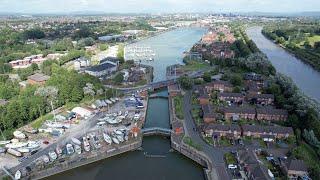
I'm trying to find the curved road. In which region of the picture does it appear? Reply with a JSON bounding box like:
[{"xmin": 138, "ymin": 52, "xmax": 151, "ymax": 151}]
[{"xmin": 183, "ymin": 91, "xmax": 230, "ymax": 180}]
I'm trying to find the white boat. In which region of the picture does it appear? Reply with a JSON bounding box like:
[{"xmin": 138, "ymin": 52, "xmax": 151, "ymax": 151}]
[
  {"xmin": 110, "ymin": 98, "xmax": 116, "ymax": 103},
  {"xmin": 17, "ymin": 148, "xmax": 30, "ymax": 153},
  {"xmin": 116, "ymin": 135, "xmax": 124, "ymax": 143},
  {"xmin": 42, "ymin": 155, "xmax": 50, "ymax": 163},
  {"xmin": 118, "ymin": 111, "xmax": 122, "ymax": 116},
  {"xmin": 0, "ymin": 140, "xmax": 11, "ymax": 145},
  {"xmin": 114, "ymin": 130, "xmax": 123, "ymax": 135},
  {"xmin": 5, "ymin": 142, "xmax": 28, "ymax": 149},
  {"xmin": 15, "ymin": 170, "xmax": 21, "ymax": 180},
  {"xmin": 124, "ymin": 135, "xmax": 129, "ymax": 141},
  {"xmin": 112, "ymin": 137, "xmax": 119, "ymax": 144},
  {"xmin": 45, "ymin": 121, "xmax": 64, "ymax": 128},
  {"xmin": 103, "ymin": 133, "xmax": 112, "ymax": 144},
  {"xmin": 27, "ymin": 141, "xmax": 40, "ymax": 149},
  {"xmin": 13, "ymin": 131, "xmax": 26, "ymax": 139},
  {"xmin": 82, "ymin": 137, "xmax": 90, "ymax": 152},
  {"xmin": 74, "ymin": 145, "xmax": 81, "ymax": 154},
  {"xmin": 7, "ymin": 148, "xmax": 22, "ymax": 157},
  {"xmin": 66, "ymin": 144, "xmax": 74, "ymax": 155},
  {"xmin": 48, "ymin": 151, "xmax": 57, "ymax": 161},
  {"xmin": 105, "ymin": 100, "xmax": 113, "ymax": 104},
  {"xmin": 71, "ymin": 137, "xmax": 82, "ymax": 146},
  {"xmin": 97, "ymin": 121, "xmax": 106, "ymax": 126},
  {"xmin": 11, "ymin": 139, "xmax": 19, "ymax": 143}
]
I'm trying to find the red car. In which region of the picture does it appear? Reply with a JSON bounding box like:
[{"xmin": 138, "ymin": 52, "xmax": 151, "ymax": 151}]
[{"xmin": 43, "ymin": 140, "xmax": 50, "ymax": 145}]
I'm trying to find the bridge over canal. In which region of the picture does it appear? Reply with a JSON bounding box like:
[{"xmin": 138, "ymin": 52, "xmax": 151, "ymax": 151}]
[{"xmin": 142, "ymin": 127, "xmax": 172, "ymax": 136}]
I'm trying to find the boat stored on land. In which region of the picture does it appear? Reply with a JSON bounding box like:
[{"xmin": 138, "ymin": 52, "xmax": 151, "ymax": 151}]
[
  {"xmin": 7, "ymin": 148, "xmax": 22, "ymax": 157},
  {"xmin": 71, "ymin": 137, "xmax": 82, "ymax": 146},
  {"xmin": 112, "ymin": 137, "xmax": 119, "ymax": 144},
  {"xmin": 13, "ymin": 131, "xmax": 26, "ymax": 139},
  {"xmin": 103, "ymin": 133, "xmax": 112, "ymax": 144},
  {"xmin": 66, "ymin": 144, "xmax": 75, "ymax": 155}
]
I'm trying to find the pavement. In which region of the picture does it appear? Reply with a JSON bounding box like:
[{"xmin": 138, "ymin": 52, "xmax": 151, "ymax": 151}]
[{"xmin": 183, "ymin": 91, "xmax": 230, "ymax": 180}]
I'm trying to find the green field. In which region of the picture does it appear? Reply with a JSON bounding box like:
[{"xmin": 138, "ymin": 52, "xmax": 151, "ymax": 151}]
[{"xmin": 307, "ymin": 35, "xmax": 320, "ymax": 47}]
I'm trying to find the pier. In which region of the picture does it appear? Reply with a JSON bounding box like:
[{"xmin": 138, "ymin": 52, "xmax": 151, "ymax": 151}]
[{"xmin": 124, "ymin": 46, "xmax": 156, "ymax": 62}]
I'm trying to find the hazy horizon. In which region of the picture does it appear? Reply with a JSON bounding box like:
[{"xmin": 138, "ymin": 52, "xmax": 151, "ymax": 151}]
[{"xmin": 1, "ymin": 0, "xmax": 320, "ymax": 14}]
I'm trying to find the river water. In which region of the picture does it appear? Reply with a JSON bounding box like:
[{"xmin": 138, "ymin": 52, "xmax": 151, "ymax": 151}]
[
  {"xmin": 127, "ymin": 28, "xmax": 207, "ymax": 82},
  {"xmin": 246, "ymin": 27, "xmax": 320, "ymax": 102},
  {"xmin": 46, "ymin": 28, "xmax": 207, "ymax": 180}
]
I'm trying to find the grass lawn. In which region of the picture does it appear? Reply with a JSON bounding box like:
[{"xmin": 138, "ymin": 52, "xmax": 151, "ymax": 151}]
[
  {"xmin": 182, "ymin": 60, "xmax": 210, "ymax": 71},
  {"xmin": 307, "ymin": 35, "xmax": 320, "ymax": 47},
  {"xmin": 183, "ymin": 136, "xmax": 202, "ymax": 150},
  {"xmin": 220, "ymin": 137, "xmax": 232, "ymax": 146},
  {"xmin": 31, "ymin": 114, "xmax": 54, "ymax": 129},
  {"xmin": 173, "ymin": 95, "xmax": 184, "ymax": 119},
  {"xmin": 224, "ymin": 152, "xmax": 237, "ymax": 164}
]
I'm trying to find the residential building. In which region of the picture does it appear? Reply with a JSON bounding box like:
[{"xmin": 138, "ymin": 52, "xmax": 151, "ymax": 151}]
[
  {"xmin": 205, "ymin": 80, "xmax": 233, "ymax": 92},
  {"xmin": 201, "ymin": 104, "xmax": 216, "ymax": 123},
  {"xmin": 198, "ymin": 88, "xmax": 210, "ymax": 105},
  {"xmin": 27, "ymin": 73, "xmax": 50, "ymax": 85},
  {"xmin": 281, "ymin": 159, "xmax": 308, "ymax": 180},
  {"xmin": 256, "ymin": 108, "xmax": 288, "ymax": 121},
  {"xmin": 9, "ymin": 54, "xmax": 47, "ymax": 69},
  {"xmin": 247, "ymin": 94, "xmax": 274, "ymax": 105},
  {"xmin": 242, "ymin": 125, "xmax": 294, "ymax": 139},
  {"xmin": 74, "ymin": 57, "xmax": 90, "ymax": 70},
  {"xmin": 203, "ymin": 124, "xmax": 241, "ymax": 139},
  {"xmin": 218, "ymin": 92, "xmax": 244, "ymax": 103},
  {"xmin": 222, "ymin": 107, "xmax": 256, "ymax": 120},
  {"xmin": 84, "ymin": 62, "xmax": 117, "ymax": 77}
]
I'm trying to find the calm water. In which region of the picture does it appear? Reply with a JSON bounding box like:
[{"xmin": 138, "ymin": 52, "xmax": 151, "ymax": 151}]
[
  {"xmin": 47, "ymin": 28, "xmax": 207, "ymax": 180},
  {"xmin": 246, "ymin": 27, "xmax": 320, "ymax": 102},
  {"xmin": 127, "ymin": 28, "xmax": 207, "ymax": 82}
]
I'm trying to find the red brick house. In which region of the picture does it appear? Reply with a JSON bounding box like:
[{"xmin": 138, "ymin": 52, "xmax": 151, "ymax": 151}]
[
  {"xmin": 218, "ymin": 92, "xmax": 244, "ymax": 103},
  {"xmin": 246, "ymin": 94, "xmax": 274, "ymax": 105},
  {"xmin": 281, "ymin": 159, "xmax": 308, "ymax": 180},
  {"xmin": 203, "ymin": 124, "xmax": 241, "ymax": 139},
  {"xmin": 242, "ymin": 125, "xmax": 294, "ymax": 139},
  {"xmin": 222, "ymin": 107, "xmax": 256, "ymax": 121},
  {"xmin": 198, "ymin": 88, "xmax": 210, "ymax": 105},
  {"xmin": 27, "ymin": 73, "xmax": 50, "ymax": 85},
  {"xmin": 256, "ymin": 108, "xmax": 288, "ymax": 121},
  {"xmin": 201, "ymin": 104, "xmax": 216, "ymax": 123},
  {"xmin": 205, "ymin": 80, "xmax": 233, "ymax": 93}
]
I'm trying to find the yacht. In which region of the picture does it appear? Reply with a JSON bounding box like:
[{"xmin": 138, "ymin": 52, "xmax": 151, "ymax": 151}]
[
  {"xmin": 48, "ymin": 151, "xmax": 57, "ymax": 161},
  {"xmin": 112, "ymin": 137, "xmax": 119, "ymax": 144},
  {"xmin": 66, "ymin": 144, "xmax": 74, "ymax": 155},
  {"xmin": 82, "ymin": 137, "xmax": 91, "ymax": 152},
  {"xmin": 74, "ymin": 145, "xmax": 81, "ymax": 154},
  {"xmin": 116, "ymin": 135, "xmax": 124, "ymax": 143}
]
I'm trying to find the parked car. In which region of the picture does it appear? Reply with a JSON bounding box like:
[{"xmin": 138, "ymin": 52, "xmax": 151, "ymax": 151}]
[{"xmin": 228, "ymin": 164, "xmax": 237, "ymax": 169}]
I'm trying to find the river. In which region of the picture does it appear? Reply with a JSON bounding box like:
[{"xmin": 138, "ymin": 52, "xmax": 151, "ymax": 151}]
[
  {"xmin": 127, "ymin": 28, "xmax": 207, "ymax": 82},
  {"xmin": 246, "ymin": 27, "xmax": 320, "ymax": 102},
  {"xmin": 46, "ymin": 28, "xmax": 207, "ymax": 180}
]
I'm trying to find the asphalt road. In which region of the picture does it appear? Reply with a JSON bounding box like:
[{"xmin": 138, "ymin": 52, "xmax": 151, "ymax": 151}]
[{"xmin": 183, "ymin": 91, "xmax": 230, "ymax": 180}]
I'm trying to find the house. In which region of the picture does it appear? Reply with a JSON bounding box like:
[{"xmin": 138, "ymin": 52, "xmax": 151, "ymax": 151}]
[
  {"xmin": 256, "ymin": 108, "xmax": 288, "ymax": 121},
  {"xmin": 237, "ymin": 150, "xmax": 272, "ymax": 180},
  {"xmin": 198, "ymin": 88, "xmax": 210, "ymax": 105},
  {"xmin": 281, "ymin": 159, "xmax": 308, "ymax": 179},
  {"xmin": 168, "ymin": 84, "xmax": 181, "ymax": 97},
  {"xmin": 203, "ymin": 124, "xmax": 241, "ymax": 139},
  {"xmin": 242, "ymin": 125, "xmax": 294, "ymax": 139},
  {"xmin": 247, "ymin": 94, "xmax": 274, "ymax": 105},
  {"xmin": 218, "ymin": 92, "xmax": 244, "ymax": 103},
  {"xmin": 84, "ymin": 62, "xmax": 117, "ymax": 77},
  {"xmin": 205, "ymin": 80, "xmax": 233, "ymax": 93},
  {"xmin": 27, "ymin": 73, "xmax": 50, "ymax": 85},
  {"xmin": 74, "ymin": 57, "xmax": 90, "ymax": 70},
  {"xmin": 222, "ymin": 107, "xmax": 256, "ymax": 120},
  {"xmin": 9, "ymin": 54, "xmax": 47, "ymax": 69},
  {"xmin": 201, "ymin": 104, "xmax": 216, "ymax": 123}
]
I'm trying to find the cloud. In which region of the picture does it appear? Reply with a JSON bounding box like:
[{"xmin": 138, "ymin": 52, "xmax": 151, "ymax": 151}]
[{"xmin": 0, "ymin": 0, "xmax": 319, "ymax": 13}]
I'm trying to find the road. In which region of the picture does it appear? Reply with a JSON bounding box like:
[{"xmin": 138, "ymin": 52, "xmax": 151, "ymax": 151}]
[{"xmin": 183, "ymin": 91, "xmax": 230, "ymax": 180}]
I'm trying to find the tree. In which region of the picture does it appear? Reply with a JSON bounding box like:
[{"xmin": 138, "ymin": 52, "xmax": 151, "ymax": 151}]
[
  {"xmin": 230, "ymin": 74, "xmax": 243, "ymax": 86},
  {"xmin": 99, "ymin": 44, "xmax": 108, "ymax": 51},
  {"xmin": 117, "ymin": 45, "xmax": 125, "ymax": 64},
  {"xmin": 113, "ymin": 73, "xmax": 124, "ymax": 84},
  {"xmin": 178, "ymin": 76, "xmax": 193, "ymax": 90},
  {"xmin": 202, "ymin": 72, "xmax": 211, "ymax": 82},
  {"xmin": 23, "ymin": 28, "xmax": 45, "ymax": 39}
]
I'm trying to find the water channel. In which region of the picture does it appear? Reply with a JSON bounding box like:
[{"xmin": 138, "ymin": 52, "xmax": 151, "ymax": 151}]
[
  {"xmin": 47, "ymin": 28, "xmax": 207, "ymax": 180},
  {"xmin": 246, "ymin": 27, "xmax": 320, "ymax": 102}
]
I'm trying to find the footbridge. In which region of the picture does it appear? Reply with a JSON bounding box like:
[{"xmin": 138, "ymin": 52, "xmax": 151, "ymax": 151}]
[{"xmin": 142, "ymin": 127, "xmax": 172, "ymax": 136}]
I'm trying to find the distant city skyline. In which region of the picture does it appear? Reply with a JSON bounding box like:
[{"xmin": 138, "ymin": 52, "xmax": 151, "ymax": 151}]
[{"xmin": 0, "ymin": 0, "xmax": 320, "ymax": 14}]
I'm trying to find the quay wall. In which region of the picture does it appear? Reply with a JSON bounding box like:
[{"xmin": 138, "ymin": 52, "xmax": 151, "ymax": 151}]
[{"xmin": 29, "ymin": 139, "xmax": 142, "ymax": 180}]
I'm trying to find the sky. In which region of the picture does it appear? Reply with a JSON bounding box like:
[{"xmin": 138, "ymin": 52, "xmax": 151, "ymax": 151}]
[{"xmin": 0, "ymin": 0, "xmax": 320, "ymax": 14}]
